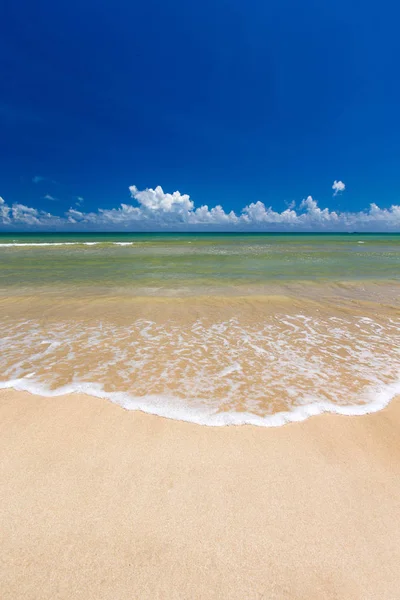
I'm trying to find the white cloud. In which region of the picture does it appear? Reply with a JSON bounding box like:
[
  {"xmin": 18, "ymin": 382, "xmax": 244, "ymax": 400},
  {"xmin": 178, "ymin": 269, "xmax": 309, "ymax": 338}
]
[
  {"xmin": 129, "ymin": 185, "xmax": 194, "ymax": 214},
  {"xmin": 0, "ymin": 197, "xmax": 61, "ymax": 227},
  {"xmin": 0, "ymin": 197, "xmax": 11, "ymax": 224},
  {"xmin": 10, "ymin": 203, "xmax": 60, "ymax": 226},
  {"xmin": 44, "ymin": 194, "xmax": 58, "ymax": 201},
  {"xmin": 299, "ymin": 196, "xmax": 340, "ymax": 224},
  {"xmin": 242, "ymin": 201, "xmax": 298, "ymax": 224},
  {"xmin": 332, "ymin": 180, "xmax": 346, "ymax": 196},
  {"xmin": 1, "ymin": 184, "xmax": 400, "ymax": 231},
  {"xmin": 190, "ymin": 204, "xmax": 238, "ymax": 225},
  {"xmin": 11, "ymin": 204, "xmax": 40, "ymax": 225}
]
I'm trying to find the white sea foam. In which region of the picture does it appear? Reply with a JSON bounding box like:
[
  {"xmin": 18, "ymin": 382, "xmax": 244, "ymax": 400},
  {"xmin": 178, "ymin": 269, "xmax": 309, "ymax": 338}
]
[
  {"xmin": 1, "ymin": 314, "xmax": 399, "ymax": 427},
  {"xmin": 1, "ymin": 376, "xmax": 400, "ymax": 427},
  {"xmin": 0, "ymin": 241, "xmax": 136, "ymax": 247},
  {"xmin": 0, "ymin": 242, "xmax": 98, "ymax": 247},
  {"xmin": 219, "ymin": 362, "xmax": 242, "ymax": 377}
]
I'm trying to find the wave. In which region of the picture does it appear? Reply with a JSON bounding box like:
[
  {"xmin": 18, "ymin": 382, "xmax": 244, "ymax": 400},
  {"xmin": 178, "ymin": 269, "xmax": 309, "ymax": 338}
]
[
  {"xmin": 1, "ymin": 313, "xmax": 399, "ymax": 427},
  {"xmin": 1, "ymin": 376, "xmax": 400, "ymax": 427},
  {"xmin": 0, "ymin": 242, "xmax": 136, "ymax": 247}
]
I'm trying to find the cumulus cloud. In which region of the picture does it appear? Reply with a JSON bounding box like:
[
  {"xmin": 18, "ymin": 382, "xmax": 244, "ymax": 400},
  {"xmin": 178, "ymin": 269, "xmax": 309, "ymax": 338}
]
[
  {"xmin": 44, "ymin": 194, "xmax": 58, "ymax": 201},
  {"xmin": 332, "ymin": 180, "xmax": 346, "ymax": 196},
  {"xmin": 129, "ymin": 185, "xmax": 194, "ymax": 214},
  {"xmin": 0, "ymin": 197, "xmax": 61, "ymax": 227},
  {"xmin": 1, "ymin": 185, "xmax": 400, "ymax": 231},
  {"xmin": 0, "ymin": 197, "xmax": 11, "ymax": 224}
]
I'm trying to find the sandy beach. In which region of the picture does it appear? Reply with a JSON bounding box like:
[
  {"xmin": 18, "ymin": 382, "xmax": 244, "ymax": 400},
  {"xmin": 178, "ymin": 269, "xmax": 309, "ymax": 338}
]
[
  {"xmin": 1, "ymin": 389, "xmax": 400, "ymax": 599},
  {"xmin": 3, "ymin": 0, "xmax": 400, "ymax": 591}
]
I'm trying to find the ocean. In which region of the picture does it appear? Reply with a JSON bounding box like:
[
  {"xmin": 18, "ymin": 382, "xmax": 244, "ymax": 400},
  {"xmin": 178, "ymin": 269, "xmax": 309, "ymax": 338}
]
[{"xmin": 1, "ymin": 232, "xmax": 400, "ymax": 425}]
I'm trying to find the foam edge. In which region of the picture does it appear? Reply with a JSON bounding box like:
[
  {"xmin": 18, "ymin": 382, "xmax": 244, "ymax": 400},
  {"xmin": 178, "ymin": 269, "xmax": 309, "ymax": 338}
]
[{"xmin": 1, "ymin": 377, "xmax": 400, "ymax": 427}]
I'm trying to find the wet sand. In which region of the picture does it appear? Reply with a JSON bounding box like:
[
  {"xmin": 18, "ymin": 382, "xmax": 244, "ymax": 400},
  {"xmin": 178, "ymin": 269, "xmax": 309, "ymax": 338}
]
[
  {"xmin": 1, "ymin": 389, "xmax": 400, "ymax": 599},
  {"xmin": 2, "ymin": 293, "xmax": 400, "ymax": 422}
]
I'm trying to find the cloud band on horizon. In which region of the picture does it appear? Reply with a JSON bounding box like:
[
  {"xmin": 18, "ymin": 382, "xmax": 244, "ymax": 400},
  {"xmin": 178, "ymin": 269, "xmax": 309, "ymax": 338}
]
[{"xmin": 1, "ymin": 183, "xmax": 400, "ymax": 231}]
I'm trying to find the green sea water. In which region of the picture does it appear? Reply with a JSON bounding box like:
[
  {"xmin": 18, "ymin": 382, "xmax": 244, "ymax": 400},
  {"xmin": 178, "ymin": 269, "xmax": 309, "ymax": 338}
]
[
  {"xmin": 0, "ymin": 232, "xmax": 399, "ymax": 292},
  {"xmin": 1, "ymin": 232, "xmax": 400, "ymax": 425}
]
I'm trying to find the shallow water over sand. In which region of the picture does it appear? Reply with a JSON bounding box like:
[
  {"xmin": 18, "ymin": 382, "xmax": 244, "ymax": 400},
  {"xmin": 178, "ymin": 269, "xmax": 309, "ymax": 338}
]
[{"xmin": 1, "ymin": 233, "xmax": 399, "ymax": 425}]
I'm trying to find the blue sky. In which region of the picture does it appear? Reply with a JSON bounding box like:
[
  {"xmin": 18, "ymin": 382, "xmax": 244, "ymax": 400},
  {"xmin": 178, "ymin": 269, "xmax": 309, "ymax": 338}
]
[{"xmin": 1, "ymin": 0, "xmax": 400, "ymax": 230}]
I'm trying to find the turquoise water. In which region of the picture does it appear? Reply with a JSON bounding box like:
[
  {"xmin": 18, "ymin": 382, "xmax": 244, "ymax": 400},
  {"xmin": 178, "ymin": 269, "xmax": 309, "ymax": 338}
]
[
  {"xmin": 1, "ymin": 232, "xmax": 400, "ymax": 425},
  {"xmin": 1, "ymin": 232, "xmax": 399, "ymax": 291}
]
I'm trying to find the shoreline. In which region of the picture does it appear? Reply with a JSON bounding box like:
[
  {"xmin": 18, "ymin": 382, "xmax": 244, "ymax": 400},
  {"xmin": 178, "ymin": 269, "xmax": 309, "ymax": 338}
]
[
  {"xmin": 2, "ymin": 380, "xmax": 400, "ymax": 427},
  {"xmin": 2, "ymin": 388, "xmax": 400, "ymax": 599}
]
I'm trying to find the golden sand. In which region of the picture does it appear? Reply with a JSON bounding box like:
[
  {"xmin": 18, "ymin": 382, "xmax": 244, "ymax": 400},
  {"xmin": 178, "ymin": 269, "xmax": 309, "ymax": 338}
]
[{"xmin": 1, "ymin": 389, "xmax": 400, "ymax": 599}]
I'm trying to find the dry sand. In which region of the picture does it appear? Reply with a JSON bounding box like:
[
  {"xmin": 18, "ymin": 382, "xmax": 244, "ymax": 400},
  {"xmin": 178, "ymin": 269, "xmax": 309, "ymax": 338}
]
[{"xmin": 1, "ymin": 389, "xmax": 400, "ymax": 600}]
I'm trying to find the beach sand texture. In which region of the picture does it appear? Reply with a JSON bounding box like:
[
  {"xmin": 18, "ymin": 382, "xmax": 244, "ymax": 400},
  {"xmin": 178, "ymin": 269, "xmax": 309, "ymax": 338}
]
[{"xmin": 1, "ymin": 389, "xmax": 400, "ymax": 600}]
